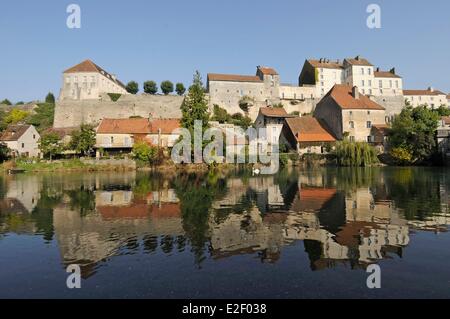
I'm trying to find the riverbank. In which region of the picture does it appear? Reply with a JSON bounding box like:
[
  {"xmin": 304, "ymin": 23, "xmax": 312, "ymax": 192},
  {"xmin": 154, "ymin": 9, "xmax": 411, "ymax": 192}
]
[{"xmin": 0, "ymin": 158, "xmax": 241, "ymax": 174}]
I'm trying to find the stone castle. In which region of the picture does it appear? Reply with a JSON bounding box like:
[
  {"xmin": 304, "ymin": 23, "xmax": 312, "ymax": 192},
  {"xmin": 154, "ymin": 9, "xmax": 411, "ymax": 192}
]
[{"xmin": 53, "ymin": 58, "xmax": 449, "ymax": 129}]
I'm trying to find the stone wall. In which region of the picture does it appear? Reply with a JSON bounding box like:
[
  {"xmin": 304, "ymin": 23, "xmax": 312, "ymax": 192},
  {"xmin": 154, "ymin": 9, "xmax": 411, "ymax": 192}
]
[
  {"xmin": 54, "ymin": 94, "xmax": 184, "ymax": 128},
  {"xmin": 372, "ymin": 95, "xmax": 404, "ymax": 118}
]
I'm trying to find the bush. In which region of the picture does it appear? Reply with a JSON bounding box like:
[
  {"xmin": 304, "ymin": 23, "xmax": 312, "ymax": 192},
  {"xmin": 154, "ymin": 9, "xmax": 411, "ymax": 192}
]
[
  {"xmin": 390, "ymin": 147, "xmax": 413, "ymax": 165},
  {"xmin": 126, "ymin": 81, "xmax": 139, "ymax": 94},
  {"xmin": 107, "ymin": 93, "xmax": 122, "ymax": 102},
  {"xmin": 144, "ymin": 81, "xmax": 158, "ymax": 94},
  {"xmin": 132, "ymin": 141, "xmax": 158, "ymax": 164},
  {"xmin": 334, "ymin": 141, "xmax": 379, "ymax": 167},
  {"xmin": 160, "ymin": 81, "xmax": 174, "ymax": 95},
  {"xmin": 0, "ymin": 142, "xmax": 10, "ymax": 162},
  {"xmin": 176, "ymin": 83, "xmax": 186, "ymax": 96}
]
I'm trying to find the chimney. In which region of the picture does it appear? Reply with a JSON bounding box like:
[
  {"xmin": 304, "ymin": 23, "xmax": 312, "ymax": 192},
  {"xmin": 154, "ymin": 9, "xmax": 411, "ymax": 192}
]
[
  {"xmin": 352, "ymin": 86, "xmax": 360, "ymax": 99},
  {"xmin": 390, "ymin": 68, "xmax": 396, "ymax": 74},
  {"xmin": 428, "ymin": 86, "xmax": 434, "ymax": 92},
  {"xmin": 355, "ymin": 55, "xmax": 360, "ymax": 61},
  {"xmin": 376, "ymin": 67, "xmax": 380, "ymax": 72},
  {"xmin": 319, "ymin": 58, "xmax": 323, "ymax": 63},
  {"xmin": 336, "ymin": 59, "xmax": 340, "ymax": 64}
]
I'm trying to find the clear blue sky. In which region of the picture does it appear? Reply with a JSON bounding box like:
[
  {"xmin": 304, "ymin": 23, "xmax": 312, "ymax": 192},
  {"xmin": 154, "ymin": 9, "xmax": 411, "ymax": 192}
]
[{"xmin": 1, "ymin": 0, "xmax": 449, "ymax": 103}]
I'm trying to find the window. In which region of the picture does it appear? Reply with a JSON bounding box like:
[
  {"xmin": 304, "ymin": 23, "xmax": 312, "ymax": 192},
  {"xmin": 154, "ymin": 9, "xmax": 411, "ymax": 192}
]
[
  {"xmin": 22, "ymin": 143, "xmax": 25, "ymax": 148},
  {"xmin": 368, "ymin": 68, "xmax": 372, "ymax": 75},
  {"xmin": 110, "ymin": 137, "xmax": 114, "ymax": 144},
  {"xmin": 361, "ymin": 68, "xmax": 365, "ymax": 75},
  {"xmin": 368, "ymin": 80, "xmax": 372, "ymax": 87},
  {"xmin": 350, "ymin": 136, "xmax": 355, "ymax": 142},
  {"xmin": 321, "ymin": 81, "xmax": 324, "ymax": 86},
  {"xmin": 367, "ymin": 136, "xmax": 372, "ymax": 143},
  {"xmin": 361, "ymin": 80, "xmax": 365, "ymax": 87},
  {"xmin": 389, "ymin": 80, "xmax": 392, "ymax": 88},
  {"xmin": 379, "ymin": 80, "xmax": 382, "ymax": 88},
  {"xmin": 349, "ymin": 121, "xmax": 355, "ymax": 128},
  {"xmin": 395, "ymin": 81, "xmax": 399, "ymax": 88},
  {"xmin": 367, "ymin": 121, "xmax": 372, "ymax": 128},
  {"xmin": 369, "ymin": 89, "xmax": 372, "ymax": 95},
  {"xmin": 33, "ymin": 134, "xmax": 36, "ymax": 139},
  {"xmin": 367, "ymin": 111, "xmax": 371, "ymax": 115}
]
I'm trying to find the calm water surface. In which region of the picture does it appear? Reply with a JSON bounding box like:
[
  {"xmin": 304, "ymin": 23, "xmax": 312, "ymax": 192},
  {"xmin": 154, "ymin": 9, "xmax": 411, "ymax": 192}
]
[{"xmin": 1, "ymin": 167, "xmax": 450, "ymax": 298}]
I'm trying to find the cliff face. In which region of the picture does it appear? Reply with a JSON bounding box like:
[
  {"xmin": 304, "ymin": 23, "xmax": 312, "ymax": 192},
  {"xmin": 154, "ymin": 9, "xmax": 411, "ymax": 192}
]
[{"xmin": 54, "ymin": 94, "xmax": 184, "ymax": 128}]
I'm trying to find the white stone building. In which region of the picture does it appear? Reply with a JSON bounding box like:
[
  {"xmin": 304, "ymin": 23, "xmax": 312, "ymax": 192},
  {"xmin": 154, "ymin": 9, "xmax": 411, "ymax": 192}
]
[
  {"xmin": 299, "ymin": 56, "xmax": 403, "ymax": 98},
  {"xmin": 59, "ymin": 60, "xmax": 128, "ymax": 101},
  {"xmin": 404, "ymin": 87, "xmax": 449, "ymax": 108},
  {"xmin": 0, "ymin": 124, "xmax": 40, "ymax": 158}
]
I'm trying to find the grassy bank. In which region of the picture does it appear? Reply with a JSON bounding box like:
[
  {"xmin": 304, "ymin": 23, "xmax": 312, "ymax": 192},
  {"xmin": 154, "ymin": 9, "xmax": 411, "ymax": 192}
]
[{"xmin": 1, "ymin": 159, "xmax": 136, "ymax": 173}]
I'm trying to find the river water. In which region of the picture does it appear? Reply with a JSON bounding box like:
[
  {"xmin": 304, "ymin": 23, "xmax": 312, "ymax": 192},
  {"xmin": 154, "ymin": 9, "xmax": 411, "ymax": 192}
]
[{"xmin": 1, "ymin": 167, "xmax": 449, "ymax": 298}]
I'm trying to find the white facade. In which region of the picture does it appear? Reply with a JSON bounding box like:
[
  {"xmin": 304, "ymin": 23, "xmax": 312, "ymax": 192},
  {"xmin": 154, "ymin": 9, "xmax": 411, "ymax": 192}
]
[
  {"xmin": 59, "ymin": 60, "xmax": 128, "ymax": 101},
  {"xmin": 301, "ymin": 57, "xmax": 403, "ymax": 98},
  {"xmin": 0, "ymin": 125, "xmax": 40, "ymax": 158},
  {"xmin": 404, "ymin": 88, "xmax": 449, "ymax": 108}
]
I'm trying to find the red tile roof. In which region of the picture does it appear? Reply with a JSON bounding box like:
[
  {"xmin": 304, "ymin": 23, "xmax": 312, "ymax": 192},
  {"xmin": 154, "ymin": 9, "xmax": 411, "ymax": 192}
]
[
  {"xmin": 290, "ymin": 188, "xmax": 337, "ymax": 212},
  {"xmin": 374, "ymin": 71, "xmax": 401, "ymax": 79},
  {"xmin": 63, "ymin": 59, "xmax": 126, "ymax": 89},
  {"xmin": 328, "ymin": 85, "xmax": 385, "ymax": 110},
  {"xmin": 0, "ymin": 125, "xmax": 32, "ymax": 141},
  {"xmin": 259, "ymin": 107, "xmax": 291, "ymax": 118},
  {"xmin": 403, "ymin": 89, "xmax": 446, "ymax": 96},
  {"xmin": 257, "ymin": 66, "xmax": 278, "ymax": 75},
  {"xmin": 207, "ymin": 73, "xmax": 261, "ymax": 83},
  {"xmin": 285, "ymin": 116, "xmax": 336, "ymax": 142},
  {"xmin": 96, "ymin": 118, "xmax": 181, "ymax": 134}
]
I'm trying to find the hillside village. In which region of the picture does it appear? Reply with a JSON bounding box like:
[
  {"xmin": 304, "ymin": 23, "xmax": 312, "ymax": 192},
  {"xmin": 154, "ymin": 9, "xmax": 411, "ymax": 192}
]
[{"xmin": 1, "ymin": 57, "xmax": 450, "ymax": 168}]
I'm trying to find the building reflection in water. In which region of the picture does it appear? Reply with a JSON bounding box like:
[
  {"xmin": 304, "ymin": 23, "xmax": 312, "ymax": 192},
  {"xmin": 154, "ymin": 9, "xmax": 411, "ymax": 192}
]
[{"xmin": 1, "ymin": 168, "xmax": 450, "ymax": 278}]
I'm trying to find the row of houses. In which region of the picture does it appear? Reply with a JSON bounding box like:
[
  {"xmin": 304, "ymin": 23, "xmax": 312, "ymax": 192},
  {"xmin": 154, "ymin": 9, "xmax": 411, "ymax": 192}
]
[{"xmin": 3, "ymin": 83, "xmax": 449, "ymax": 159}]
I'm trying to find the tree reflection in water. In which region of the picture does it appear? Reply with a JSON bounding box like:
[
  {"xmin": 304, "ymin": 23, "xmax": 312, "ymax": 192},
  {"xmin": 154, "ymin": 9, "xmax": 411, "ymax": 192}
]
[{"xmin": 0, "ymin": 167, "xmax": 449, "ymax": 278}]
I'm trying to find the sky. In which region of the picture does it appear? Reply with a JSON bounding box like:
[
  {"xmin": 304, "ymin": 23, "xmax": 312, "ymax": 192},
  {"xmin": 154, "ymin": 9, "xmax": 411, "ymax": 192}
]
[{"xmin": 0, "ymin": 0, "xmax": 449, "ymax": 103}]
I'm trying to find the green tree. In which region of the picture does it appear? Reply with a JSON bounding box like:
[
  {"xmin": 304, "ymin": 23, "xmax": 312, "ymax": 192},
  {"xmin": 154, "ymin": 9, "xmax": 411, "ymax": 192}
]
[
  {"xmin": 160, "ymin": 81, "xmax": 174, "ymax": 95},
  {"xmin": 230, "ymin": 113, "xmax": 253, "ymax": 129},
  {"xmin": 26, "ymin": 103, "xmax": 55, "ymax": 132},
  {"xmin": 132, "ymin": 141, "xmax": 157, "ymax": 163},
  {"xmin": 389, "ymin": 105, "xmax": 439, "ymax": 163},
  {"xmin": 15, "ymin": 101, "xmax": 24, "ymax": 105},
  {"xmin": 39, "ymin": 133, "xmax": 63, "ymax": 161},
  {"xmin": 143, "ymin": 81, "xmax": 158, "ymax": 94},
  {"xmin": 0, "ymin": 99, "xmax": 12, "ymax": 105},
  {"xmin": 181, "ymin": 71, "xmax": 209, "ymax": 134},
  {"xmin": 126, "ymin": 81, "xmax": 139, "ymax": 94},
  {"xmin": 334, "ymin": 141, "xmax": 379, "ymax": 167},
  {"xmin": 45, "ymin": 92, "xmax": 55, "ymax": 104},
  {"xmin": 211, "ymin": 104, "xmax": 231, "ymax": 123},
  {"xmin": 69, "ymin": 124, "xmax": 96, "ymax": 156},
  {"xmin": 175, "ymin": 83, "xmax": 186, "ymax": 96},
  {"xmin": 390, "ymin": 146, "xmax": 413, "ymax": 165},
  {"xmin": 4, "ymin": 109, "xmax": 29, "ymax": 124},
  {"xmin": 434, "ymin": 105, "xmax": 450, "ymax": 117}
]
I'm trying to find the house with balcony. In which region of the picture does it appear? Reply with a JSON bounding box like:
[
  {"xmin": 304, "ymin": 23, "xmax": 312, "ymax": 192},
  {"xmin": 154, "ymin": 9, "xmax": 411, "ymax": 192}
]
[{"xmin": 95, "ymin": 118, "xmax": 181, "ymax": 155}]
